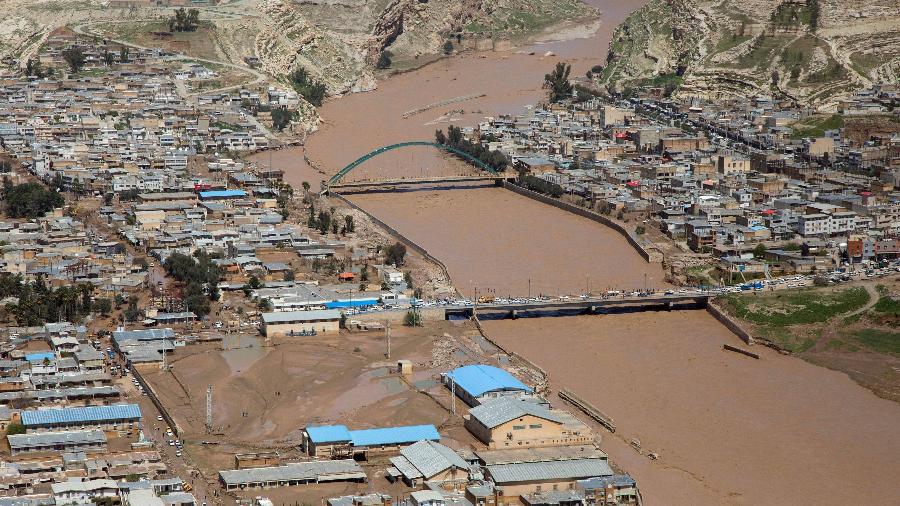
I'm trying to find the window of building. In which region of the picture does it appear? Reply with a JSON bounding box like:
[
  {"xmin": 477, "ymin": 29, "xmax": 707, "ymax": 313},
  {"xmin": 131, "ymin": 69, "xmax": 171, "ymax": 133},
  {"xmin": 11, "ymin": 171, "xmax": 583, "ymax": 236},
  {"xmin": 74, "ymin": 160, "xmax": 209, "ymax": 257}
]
[{"xmin": 512, "ymin": 425, "xmax": 525, "ymax": 430}]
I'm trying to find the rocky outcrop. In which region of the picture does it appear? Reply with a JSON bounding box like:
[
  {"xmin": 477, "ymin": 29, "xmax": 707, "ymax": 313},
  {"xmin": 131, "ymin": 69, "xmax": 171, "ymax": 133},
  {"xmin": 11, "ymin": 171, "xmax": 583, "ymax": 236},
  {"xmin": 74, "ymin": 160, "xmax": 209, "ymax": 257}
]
[{"xmin": 599, "ymin": 0, "xmax": 900, "ymax": 109}]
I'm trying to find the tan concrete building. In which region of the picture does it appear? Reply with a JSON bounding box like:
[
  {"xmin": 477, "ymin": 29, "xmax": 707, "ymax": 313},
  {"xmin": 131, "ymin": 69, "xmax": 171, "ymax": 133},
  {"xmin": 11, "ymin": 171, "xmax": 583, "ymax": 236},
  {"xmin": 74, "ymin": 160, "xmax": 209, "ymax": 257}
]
[
  {"xmin": 717, "ymin": 154, "xmax": 750, "ymax": 175},
  {"xmin": 465, "ymin": 397, "xmax": 593, "ymax": 450},
  {"xmin": 261, "ymin": 310, "xmax": 341, "ymax": 337}
]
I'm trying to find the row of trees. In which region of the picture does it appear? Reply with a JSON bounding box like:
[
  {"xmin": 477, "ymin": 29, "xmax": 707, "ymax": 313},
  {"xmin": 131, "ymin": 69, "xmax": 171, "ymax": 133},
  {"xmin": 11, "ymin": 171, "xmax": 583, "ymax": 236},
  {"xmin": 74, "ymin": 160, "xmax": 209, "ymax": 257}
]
[
  {"xmin": 307, "ymin": 205, "xmax": 355, "ymax": 235},
  {"xmin": 0, "ymin": 274, "xmax": 108, "ymax": 326},
  {"xmin": 519, "ymin": 175, "xmax": 563, "ymax": 198},
  {"xmin": 434, "ymin": 125, "xmax": 509, "ymax": 172},
  {"xmin": 26, "ymin": 45, "xmax": 128, "ymax": 78},
  {"xmin": 169, "ymin": 8, "xmax": 201, "ymax": 32}
]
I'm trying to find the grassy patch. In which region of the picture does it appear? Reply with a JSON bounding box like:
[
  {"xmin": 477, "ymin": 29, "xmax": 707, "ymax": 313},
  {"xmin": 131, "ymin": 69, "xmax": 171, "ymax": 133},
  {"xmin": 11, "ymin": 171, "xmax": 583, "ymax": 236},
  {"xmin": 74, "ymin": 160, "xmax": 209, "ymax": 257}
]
[
  {"xmin": 789, "ymin": 114, "xmax": 844, "ymax": 139},
  {"xmin": 873, "ymin": 296, "xmax": 900, "ymax": 316},
  {"xmin": 732, "ymin": 35, "xmax": 792, "ymax": 69},
  {"xmin": 850, "ymin": 329, "xmax": 900, "ymax": 355},
  {"xmin": 723, "ymin": 287, "xmax": 870, "ymax": 327},
  {"xmin": 825, "ymin": 339, "xmax": 860, "ymax": 352},
  {"xmin": 714, "ymin": 33, "xmax": 751, "ymax": 54}
]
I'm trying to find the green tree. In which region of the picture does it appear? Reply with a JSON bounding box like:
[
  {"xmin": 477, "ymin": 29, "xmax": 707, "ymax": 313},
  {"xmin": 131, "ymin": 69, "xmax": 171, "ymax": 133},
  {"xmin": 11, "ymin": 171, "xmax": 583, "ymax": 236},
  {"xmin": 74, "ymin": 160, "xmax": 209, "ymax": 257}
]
[
  {"xmin": 4, "ymin": 183, "xmax": 64, "ymax": 218},
  {"xmin": 94, "ymin": 298, "xmax": 112, "ymax": 316},
  {"xmin": 753, "ymin": 243, "xmax": 767, "ymax": 259},
  {"xmin": 544, "ymin": 62, "xmax": 573, "ymax": 103},
  {"xmin": 443, "ymin": 40, "xmax": 454, "ymax": 55},
  {"xmin": 385, "ymin": 242, "xmax": 407, "ymax": 267},
  {"xmin": 5, "ymin": 422, "xmax": 25, "ymax": 435},
  {"xmin": 288, "ymin": 68, "xmax": 326, "ymax": 107},
  {"xmin": 301, "ymin": 181, "xmax": 310, "ymax": 193},
  {"xmin": 403, "ymin": 310, "xmax": 422, "ymax": 327},
  {"xmin": 62, "ymin": 46, "xmax": 86, "ymax": 73},
  {"xmin": 103, "ymin": 49, "xmax": 115, "ymax": 65},
  {"xmin": 119, "ymin": 46, "xmax": 130, "ymax": 63}
]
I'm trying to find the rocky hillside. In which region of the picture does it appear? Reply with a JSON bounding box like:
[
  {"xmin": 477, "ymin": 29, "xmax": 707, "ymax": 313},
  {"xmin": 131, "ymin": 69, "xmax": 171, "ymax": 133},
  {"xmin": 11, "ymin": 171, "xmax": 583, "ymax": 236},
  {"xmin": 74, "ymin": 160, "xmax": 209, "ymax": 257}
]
[
  {"xmin": 597, "ymin": 0, "xmax": 900, "ymax": 108},
  {"xmin": 2, "ymin": 0, "xmax": 595, "ymax": 97}
]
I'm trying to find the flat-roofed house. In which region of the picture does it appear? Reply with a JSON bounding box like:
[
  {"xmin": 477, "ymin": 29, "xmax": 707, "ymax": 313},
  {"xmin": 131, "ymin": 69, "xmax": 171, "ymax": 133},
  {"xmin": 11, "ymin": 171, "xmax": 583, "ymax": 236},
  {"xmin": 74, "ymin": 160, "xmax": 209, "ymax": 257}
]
[{"xmin": 261, "ymin": 310, "xmax": 341, "ymax": 337}]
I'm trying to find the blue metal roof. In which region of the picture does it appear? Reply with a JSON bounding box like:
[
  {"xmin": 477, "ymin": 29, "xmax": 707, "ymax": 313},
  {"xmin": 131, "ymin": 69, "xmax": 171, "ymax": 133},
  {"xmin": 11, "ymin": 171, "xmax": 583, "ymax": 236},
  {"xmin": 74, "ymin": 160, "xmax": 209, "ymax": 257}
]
[
  {"xmin": 21, "ymin": 404, "xmax": 142, "ymax": 426},
  {"xmin": 306, "ymin": 424, "xmax": 352, "ymax": 443},
  {"xmin": 446, "ymin": 364, "xmax": 532, "ymax": 397},
  {"xmin": 199, "ymin": 190, "xmax": 247, "ymax": 199},
  {"xmin": 324, "ymin": 298, "xmax": 378, "ymax": 309},
  {"xmin": 25, "ymin": 352, "xmax": 56, "ymax": 363},
  {"xmin": 349, "ymin": 424, "xmax": 439, "ymax": 447}
]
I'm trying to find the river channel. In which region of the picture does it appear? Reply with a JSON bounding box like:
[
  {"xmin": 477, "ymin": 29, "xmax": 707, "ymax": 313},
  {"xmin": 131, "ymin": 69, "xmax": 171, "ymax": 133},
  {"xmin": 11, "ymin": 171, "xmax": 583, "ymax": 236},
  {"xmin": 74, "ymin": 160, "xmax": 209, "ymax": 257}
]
[{"xmin": 253, "ymin": 0, "xmax": 900, "ymax": 503}]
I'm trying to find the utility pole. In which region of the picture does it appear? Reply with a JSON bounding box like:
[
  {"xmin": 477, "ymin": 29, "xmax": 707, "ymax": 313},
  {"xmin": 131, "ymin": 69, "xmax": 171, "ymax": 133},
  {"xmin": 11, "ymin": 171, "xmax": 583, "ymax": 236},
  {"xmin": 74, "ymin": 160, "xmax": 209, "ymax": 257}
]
[
  {"xmin": 385, "ymin": 321, "xmax": 391, "ymax": 359},
  {"xmin": 205, "ymin": 385, "xmax": 212, "ymax": 434},
  {"xmin": 450, "ymin": 376, "xmax": 456, "ymax": 415}
]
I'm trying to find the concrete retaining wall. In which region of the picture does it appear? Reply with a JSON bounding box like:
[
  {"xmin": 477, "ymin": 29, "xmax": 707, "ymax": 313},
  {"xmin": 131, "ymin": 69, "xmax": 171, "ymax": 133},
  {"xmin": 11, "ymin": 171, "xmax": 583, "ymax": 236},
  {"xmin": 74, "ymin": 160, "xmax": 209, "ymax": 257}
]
[
  {"xmin": 706, "ymin": 301, "xmax": 754, "ymax": 345},
  {"xmin": 501, "ymin": 181, "xmax": 662, "ymax": 263},
  {"xmin": 333, "ymin": 193, "xmax": 460, "ymax": 297},
  {"xmin": 130, "ymin": 365, "xmax": 181, "ymax": 437}
]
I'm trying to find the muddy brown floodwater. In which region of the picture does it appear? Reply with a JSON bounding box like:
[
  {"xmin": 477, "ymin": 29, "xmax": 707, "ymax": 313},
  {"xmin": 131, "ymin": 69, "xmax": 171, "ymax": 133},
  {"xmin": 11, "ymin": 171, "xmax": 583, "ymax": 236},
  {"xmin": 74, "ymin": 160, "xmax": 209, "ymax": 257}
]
[
  {"xmin": 348, "ymin": 186, "xmax": 665, "ymax": 297},
  {"xmin": 256, "ymin": 0, "xmax": 900, "ymax": 503},
  {"xmin": 482, "ymin": 313, "xmax": 900, "ymax": 505}
]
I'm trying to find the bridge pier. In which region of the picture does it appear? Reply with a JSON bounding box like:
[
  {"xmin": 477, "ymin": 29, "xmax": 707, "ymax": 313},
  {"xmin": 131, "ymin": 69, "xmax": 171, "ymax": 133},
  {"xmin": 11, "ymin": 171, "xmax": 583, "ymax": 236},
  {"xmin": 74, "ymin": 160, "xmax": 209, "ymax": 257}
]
[
  {"xmin": 508, "ymin": 310, "xmax": 518, "ymax": 320},
  {"xmin": 666, "ymin": 301, "xmax": 673, "ymax": 311}
]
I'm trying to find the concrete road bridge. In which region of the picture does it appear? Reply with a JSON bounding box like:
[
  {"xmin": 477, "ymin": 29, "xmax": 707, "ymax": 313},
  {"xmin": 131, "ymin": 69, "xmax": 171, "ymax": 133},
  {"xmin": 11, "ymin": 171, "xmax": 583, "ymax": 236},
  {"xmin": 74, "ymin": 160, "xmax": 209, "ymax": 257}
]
[{"xmin": 442, "ymin": 293, "xmax": 711, "ymax": 319}]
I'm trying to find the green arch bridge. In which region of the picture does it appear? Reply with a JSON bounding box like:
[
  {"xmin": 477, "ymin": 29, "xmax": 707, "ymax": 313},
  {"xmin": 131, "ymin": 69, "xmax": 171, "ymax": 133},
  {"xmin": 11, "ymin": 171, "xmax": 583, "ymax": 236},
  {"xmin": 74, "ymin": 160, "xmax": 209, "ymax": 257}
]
[{"xmin": 321, "ymin": 141, "xmax": 501, "ymax": 193}]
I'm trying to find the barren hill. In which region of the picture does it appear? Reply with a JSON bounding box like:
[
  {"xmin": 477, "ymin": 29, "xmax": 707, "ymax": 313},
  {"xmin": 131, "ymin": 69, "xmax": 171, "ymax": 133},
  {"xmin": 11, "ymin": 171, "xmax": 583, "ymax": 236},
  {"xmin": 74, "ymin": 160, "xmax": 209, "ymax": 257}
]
[{"xmin": 597, "ymin": 0, "xmax": 900, "ymax": 109}]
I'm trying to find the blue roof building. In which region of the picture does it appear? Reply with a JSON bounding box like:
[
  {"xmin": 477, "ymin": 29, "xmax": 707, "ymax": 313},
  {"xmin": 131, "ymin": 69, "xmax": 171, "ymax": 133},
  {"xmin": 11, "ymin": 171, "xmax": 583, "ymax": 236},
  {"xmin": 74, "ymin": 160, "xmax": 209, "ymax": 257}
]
[
  {"xmin": 305, "ymin": 424, "xmax": 352, "ymax": 443},
  {"xmin": 199, "ymin": 190, "xmax": 247, "ymax": 200},
  {"xmin": 22, "ymin": 404, "xmax": 142, "ymax": 430},
  {"xmin": 349, "ymin": 424, "xmax": 439, "ymax": 447},
  {"xmin": 24, "ymin": 352, "xmax": 56, "ymax": 363},
  {"xmin": 445, "ymin": 364, "xmax": 532, "ymax": 406},
  {"xmin": 303, "ymin": 424, "xmax": 440, "ymax": 458}
]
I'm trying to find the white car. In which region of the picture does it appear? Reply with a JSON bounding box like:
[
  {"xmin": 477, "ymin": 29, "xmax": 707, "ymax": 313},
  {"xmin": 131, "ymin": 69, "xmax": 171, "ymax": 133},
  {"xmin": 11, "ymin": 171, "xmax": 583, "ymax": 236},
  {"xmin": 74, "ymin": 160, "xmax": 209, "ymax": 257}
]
[{"xmin": 157, "ymin": 415, "xmax": 164, "ymax": 421}]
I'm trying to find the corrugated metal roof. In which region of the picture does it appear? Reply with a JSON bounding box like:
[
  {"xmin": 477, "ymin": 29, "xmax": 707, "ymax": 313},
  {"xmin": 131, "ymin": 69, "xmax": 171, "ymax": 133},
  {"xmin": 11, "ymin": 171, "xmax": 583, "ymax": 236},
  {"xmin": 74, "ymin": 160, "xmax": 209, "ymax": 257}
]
[
  {"xmin": 218, "ymin": 460, "xmax": 364, "ymax": 485},
  {"xmin": 446, "ymin": 364, "xmax": 531, "ymax": 397},
  {"xmin": 468, "ymin": 397, "xmax": 563, "ymax": 428},
  {"xmin": 487, "ymin": 458, "xmax": 613, "ymax": 484},
  {"xmin": 306, "ymin": 424, "xmax": 352, "ymax": 443},
  {"xmin": 21, "ymin": 404, "xmax": 141, "ymax": 426},
  {"xmin": 388, "ymin": 456, "xmax": 422, "ymax": 480},
  {"xmin": 397, "ymin": 440, "xmax": 467, "ymax": 479},
  {"xmin": 8, "ymin": 429, "xmax": 106, "ymax": 449},
  {"xmin": 350, "ymin": 424, "xmax": 439, "ymax": 447}
]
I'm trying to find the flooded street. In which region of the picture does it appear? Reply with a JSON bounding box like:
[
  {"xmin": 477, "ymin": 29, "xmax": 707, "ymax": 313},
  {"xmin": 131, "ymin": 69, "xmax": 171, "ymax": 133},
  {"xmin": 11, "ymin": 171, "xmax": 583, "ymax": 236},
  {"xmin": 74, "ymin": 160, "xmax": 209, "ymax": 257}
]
[
  {"xmin": 482, "ymin": 313, "xmax": 900, "ymax": 505},
  {"xmin": 258, "ymin": 0, "xmax": 900, "ymax": 503}
]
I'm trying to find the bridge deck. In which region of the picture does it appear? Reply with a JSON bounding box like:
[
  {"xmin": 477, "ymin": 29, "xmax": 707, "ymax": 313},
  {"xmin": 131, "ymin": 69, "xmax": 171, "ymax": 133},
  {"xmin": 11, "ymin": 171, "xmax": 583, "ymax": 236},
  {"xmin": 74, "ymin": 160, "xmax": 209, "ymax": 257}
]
[
  {"xmin": 441, "ymin": 294, "xmax": 709, "ymax": 314},
  {"xmin": 330, "ymin": 175, "xmax": 509, "ymax": 189}
]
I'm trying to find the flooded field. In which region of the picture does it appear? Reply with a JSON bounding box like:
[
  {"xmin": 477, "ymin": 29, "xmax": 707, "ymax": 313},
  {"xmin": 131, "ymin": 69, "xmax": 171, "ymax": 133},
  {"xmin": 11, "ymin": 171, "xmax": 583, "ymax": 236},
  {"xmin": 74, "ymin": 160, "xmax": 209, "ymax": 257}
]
[
  {"xmin": 349, "ymin": 186, "xmax": 665, "ymax": 297},
  {"xmin": 483, "ymin": 313, "xmax": 900, "ymax": 505}
]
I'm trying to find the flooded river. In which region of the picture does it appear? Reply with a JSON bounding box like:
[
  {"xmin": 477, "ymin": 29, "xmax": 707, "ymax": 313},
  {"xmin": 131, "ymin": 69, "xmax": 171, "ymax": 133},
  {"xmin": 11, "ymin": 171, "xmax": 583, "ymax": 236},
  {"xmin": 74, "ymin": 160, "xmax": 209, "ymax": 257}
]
[
  {"xmin": 257, "ymin": 0, "xmax": 900, "ymax": 503},
  {"xmin": 349, "ymin": 186, "xmax": 665, "ymax": 297},
  {"xmin": 483, "ymin": 313, "xmax": 900, "ymax": 505}
]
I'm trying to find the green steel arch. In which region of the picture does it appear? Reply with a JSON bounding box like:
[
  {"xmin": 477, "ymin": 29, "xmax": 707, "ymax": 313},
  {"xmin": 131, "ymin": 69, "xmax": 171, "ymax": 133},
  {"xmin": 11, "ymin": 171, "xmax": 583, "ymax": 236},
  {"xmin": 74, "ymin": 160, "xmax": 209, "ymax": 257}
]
[{"xmin": 326, "ymin": 141, "xmax": 498, "ymax": 187}]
